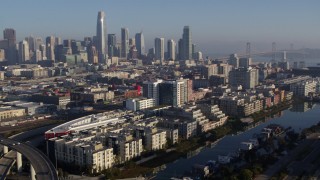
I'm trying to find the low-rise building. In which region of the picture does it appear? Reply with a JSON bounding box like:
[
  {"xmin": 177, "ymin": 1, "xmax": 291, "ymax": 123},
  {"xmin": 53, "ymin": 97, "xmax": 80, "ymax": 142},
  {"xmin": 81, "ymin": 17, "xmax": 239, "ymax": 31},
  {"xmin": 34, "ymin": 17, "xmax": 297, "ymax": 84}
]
[
  {"xmin": 0, "ymin": 106, "xmax": 25, "ymax": 121},
  {"xmin": 125, "ymin": 98, "xmax": 155, "ymax": 111}
]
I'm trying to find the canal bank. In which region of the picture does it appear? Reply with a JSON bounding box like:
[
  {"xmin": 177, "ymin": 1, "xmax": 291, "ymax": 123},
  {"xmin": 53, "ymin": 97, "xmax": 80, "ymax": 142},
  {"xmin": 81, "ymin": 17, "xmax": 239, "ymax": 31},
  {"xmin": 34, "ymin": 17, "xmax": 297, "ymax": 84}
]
[{"xmin": 155, "ymin": 103, "xmax": 320, "ymax": 179}]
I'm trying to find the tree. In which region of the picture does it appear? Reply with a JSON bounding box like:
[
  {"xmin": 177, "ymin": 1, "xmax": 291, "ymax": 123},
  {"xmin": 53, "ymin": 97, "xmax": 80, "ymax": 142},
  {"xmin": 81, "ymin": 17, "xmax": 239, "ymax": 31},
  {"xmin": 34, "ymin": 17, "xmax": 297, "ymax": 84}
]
[{"xmin": 239, "ymin": 169, "xmax": 253, "ymax": 180}]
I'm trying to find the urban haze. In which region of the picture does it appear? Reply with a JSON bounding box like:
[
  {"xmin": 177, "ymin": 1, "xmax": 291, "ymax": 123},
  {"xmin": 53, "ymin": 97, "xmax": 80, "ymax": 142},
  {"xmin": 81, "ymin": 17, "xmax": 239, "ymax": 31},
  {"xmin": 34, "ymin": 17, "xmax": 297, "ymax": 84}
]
[{"xmin": 0, "ymin": 1, "xmax": 320, "ymax": 180}]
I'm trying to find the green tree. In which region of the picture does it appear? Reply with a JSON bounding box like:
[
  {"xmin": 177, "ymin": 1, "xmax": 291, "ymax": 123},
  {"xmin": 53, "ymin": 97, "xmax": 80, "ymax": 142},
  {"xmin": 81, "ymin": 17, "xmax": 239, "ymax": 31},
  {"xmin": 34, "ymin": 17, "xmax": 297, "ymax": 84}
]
[{"xmin": 239, "ymin": 169, "xmax": 253, "ymax": 180}]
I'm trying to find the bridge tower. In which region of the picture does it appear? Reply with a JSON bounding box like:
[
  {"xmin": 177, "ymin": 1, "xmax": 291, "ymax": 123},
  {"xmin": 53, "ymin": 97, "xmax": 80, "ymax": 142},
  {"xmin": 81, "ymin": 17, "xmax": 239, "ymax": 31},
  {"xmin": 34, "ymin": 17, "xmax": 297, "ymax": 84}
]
[
  {"xmin": 272, "ymin": 42, "xmax": 276, "ymax": 61},
  {"xmin": 246, "ymin": 42, "xmax": 251, "ymax": 58}
]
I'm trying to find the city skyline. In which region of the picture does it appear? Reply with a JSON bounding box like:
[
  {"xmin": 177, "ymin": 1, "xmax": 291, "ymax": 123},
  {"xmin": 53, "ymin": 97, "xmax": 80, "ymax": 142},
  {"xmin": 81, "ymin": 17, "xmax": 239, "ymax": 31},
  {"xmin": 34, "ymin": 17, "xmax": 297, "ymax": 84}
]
[{"xmin": 0, "ymin": 0, "xmax": 320, "ymax": 54}]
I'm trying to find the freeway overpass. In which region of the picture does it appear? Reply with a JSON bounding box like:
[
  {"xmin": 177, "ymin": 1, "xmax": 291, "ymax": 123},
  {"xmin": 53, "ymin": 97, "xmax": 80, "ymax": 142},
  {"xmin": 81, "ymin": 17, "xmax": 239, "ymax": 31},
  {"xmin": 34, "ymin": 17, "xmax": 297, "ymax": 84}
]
[
  {"xmin": 0, "ymin": 125, "xmax": 59, "ymax": 180},
  {"xmin": 0, "ymin": 137, "xmax": 58, "ymax": 180}
]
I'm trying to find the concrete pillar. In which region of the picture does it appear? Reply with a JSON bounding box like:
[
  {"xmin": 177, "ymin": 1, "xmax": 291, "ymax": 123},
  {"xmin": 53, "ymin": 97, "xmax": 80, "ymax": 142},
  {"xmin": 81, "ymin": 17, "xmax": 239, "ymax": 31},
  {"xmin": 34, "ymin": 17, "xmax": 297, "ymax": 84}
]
[
  {"xmin": 16, "ymin": 152, "xmax": 22, "ymax": 173},
  {"xmin": 30, "ymin": 164, "xmax": 36, "ymax": 180},
  {"xmin": 3, "ymin": 145, "xmax": 8, "ymax": 154}
]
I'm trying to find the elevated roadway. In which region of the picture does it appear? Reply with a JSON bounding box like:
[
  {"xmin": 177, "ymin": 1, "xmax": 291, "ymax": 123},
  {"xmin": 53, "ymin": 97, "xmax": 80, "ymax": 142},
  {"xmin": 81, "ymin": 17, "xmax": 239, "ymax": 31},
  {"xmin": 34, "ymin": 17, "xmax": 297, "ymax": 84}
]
[
  {"xmin": 0, "ymin": 125, "xmax": 59, "ymax": 180},
  {"xmin": 0, "ymin": 151, "xmax": 16, "ymax": 180},
  {"xmin": 0, "ymin": 137, "xmax": 58, "ymax": 180}
]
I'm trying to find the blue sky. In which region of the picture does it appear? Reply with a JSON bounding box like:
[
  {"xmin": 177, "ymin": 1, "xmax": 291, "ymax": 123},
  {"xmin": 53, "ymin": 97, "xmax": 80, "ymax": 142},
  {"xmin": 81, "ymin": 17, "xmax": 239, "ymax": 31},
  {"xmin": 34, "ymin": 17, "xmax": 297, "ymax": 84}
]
[{"xmin": 1, "ymin": 0, "xmax": 319, "ymax": 54}]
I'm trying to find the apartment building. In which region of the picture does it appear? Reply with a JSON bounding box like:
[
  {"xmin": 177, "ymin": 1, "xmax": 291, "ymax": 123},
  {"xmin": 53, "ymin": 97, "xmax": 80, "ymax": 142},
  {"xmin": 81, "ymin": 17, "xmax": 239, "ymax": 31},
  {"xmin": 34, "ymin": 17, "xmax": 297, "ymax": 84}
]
[{"xmin": 55, "ymin": 138, "xmax": 114, "ymax": 173}]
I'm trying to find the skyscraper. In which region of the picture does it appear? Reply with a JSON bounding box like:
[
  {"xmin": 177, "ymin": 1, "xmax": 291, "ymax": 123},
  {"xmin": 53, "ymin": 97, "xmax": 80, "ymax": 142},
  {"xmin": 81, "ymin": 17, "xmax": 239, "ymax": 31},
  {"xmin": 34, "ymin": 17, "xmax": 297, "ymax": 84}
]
[
  {"xmin": 229, "ymin": 54, "xmax": 239, "ymax": 68},
  {"xmin": 167, "ymin": 39, "xmax": 176, "ymax": 61},
  {"xmin": 18, "ymin": 40, "xmax": 30, "ymax": 63},
  {"xmin": 3, "ymin": 28, "xmax": 16, "ymax": 47},
  {"xmin": 129, "ymin": 38, "xmax": 135, "ymax": 47},
  {"xmin": 182, "ymin": 26, "xmax": 192, "ymax": 60},
  {"xmin": 55, "ymin": 37, "xmax": 62, "ymax": 46},
  {"xmin": 46, "ymin": 36, "xmax": 55, "ymax": 61},
  {"xmin": 96, "ymin": 11, "xmax": 107, "ymax": 63},
  {"xmin": 121, "ymin": 28, "xmax": 129, "ymax": 58},
  {"xmin": 178, "ymin": 39, "xmax": 184, "ymax": 60},
  {"xmin": 159, "ymin": 80, "xmax": 185, "ymax": 107},
  {"xmin": 135, "ymin": 32, "xmax": 145, "ymax": 58},
  {"xmin": 34, "ymin": 37, "xmax": 43, "ymax": 51},
  {"xmin": 192, "ymin": 44, "xmax": 196, "ymax": 59},
  {"xmin": 3, "ymin": 28, "xmax": 17, "ymax": 64},
  {"xmin": 107, "ymin": 34, "xmax": 116, "ymax": 57},
  {"xmin": 155, "ymin": 38, "xmax": 164, "ymax": 63},
  {"xmin": 25, "ymin": 36, "xmax": 35, "ymax": 52},
  {"xmin": 142, "ymin": 79, "xmax": 163, "ymax": 106},
  {"xmin": 40, "ymin": 44, "xmax": 46, "ymax": 60},
  {"xmin": 87, "ymin": 45, "xmax": 99, "ymax": 64},
  {"xmin": 239, "ymin": 58, "xmax": 252, "ymax": 68}
]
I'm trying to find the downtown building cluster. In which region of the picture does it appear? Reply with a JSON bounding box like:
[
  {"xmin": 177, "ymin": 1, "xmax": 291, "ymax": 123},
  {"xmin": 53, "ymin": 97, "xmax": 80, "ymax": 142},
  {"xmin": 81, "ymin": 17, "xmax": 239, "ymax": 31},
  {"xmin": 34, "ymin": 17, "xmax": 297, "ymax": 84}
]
[{"xmin": 0, "ymin": 11, "xmax": 203, "ymax": 70}]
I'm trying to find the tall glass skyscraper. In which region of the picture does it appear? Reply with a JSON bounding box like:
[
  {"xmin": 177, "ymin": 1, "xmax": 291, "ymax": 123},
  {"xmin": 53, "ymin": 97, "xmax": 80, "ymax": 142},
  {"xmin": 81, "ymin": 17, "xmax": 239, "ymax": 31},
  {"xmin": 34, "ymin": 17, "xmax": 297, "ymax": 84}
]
[
  {"xmin": 155, "ymin": 38, "xmax": 164, "ymax": 63},
  {"xmin": 96, "ymin": 11, "xmax": 107, "ymax": 63},
  {"xmin": 121, "ymin": 28, "xmax": 129, "ymax": 58},
  {"xmin": 167, "ymin": 39, "xmax": 176, "ymax": 61},
  {"xmin": 135, "ymin": 32, "xmax": 145, "ymax": 58},
  {"xmin": 108, "ymin": 34, "xmax": 116, "ymax": 57},
  {"xmin": 182, "ymin": 26, "xmax": 192, "ymax": 60},
  {"xmin": 3, "ymin": 28, "xmax": 16, "ymax": 47},
  {"xmin": 46, "ymin": 36, "xmax": 55, "ymax": 61}
]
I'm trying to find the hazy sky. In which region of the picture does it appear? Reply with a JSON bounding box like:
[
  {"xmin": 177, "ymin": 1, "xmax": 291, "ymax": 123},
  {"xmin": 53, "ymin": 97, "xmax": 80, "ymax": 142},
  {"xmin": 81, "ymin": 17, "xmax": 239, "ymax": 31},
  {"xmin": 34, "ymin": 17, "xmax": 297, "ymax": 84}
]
[{"xmin": 1, "ymin": 0, "xmax": 319, "ymax": 55}]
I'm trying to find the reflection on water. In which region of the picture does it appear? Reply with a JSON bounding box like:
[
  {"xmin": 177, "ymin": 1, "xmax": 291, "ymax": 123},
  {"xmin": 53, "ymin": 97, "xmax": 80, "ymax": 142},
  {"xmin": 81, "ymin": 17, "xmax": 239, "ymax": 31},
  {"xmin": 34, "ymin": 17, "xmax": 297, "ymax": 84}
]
[
  {"xmin": 156, "ymin": 103, "xmax": 320, "ymax": 179},
  {"xmin": 289, "ymin": 102, "xmax": 315, "ymax": 112}
]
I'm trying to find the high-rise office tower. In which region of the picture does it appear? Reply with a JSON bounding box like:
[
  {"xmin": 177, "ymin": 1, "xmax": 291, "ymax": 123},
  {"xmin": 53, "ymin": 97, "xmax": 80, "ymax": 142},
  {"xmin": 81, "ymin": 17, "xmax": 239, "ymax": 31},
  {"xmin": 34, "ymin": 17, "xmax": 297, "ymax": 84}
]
[
  {"xmin": 18, "ymin": 40, "xmax": 30, "ymax": 63},
  {"xmin": 3, "ymin": 28, "xmax": 17, "ymax": 64},
  {"xmin": 71, "ymin": 40, "xmax": 82, "ymax": 54},
  {"xmin": 107, "ymin": 34, "xmax": 116, "ymax": 57},
  {"xmin": 142, "ymin": 79, "xmax": 163, "ymax": 106},
  {"xmin": 192, "ymin": 43, "xmax": 196, "ymax": 59},
  {"xmin": 148, "ymin": 48, "xmax": 155, "ymax": 59},
  {"xmin": 155, "ymin": 38, "xmax": 164, "ymax": 63},
  {"xmin": 239, "ymin": 58, "xmax": 252, "ymax": 68},
  {"xmin": 159, "ymin": 80, "xmax": 185, "ymax": 107},
  {"xmin": 83, "ymin": 37, "xmax": 92, "ymax": 47},
  {"xmin": 167, "ymin": 39, "xmax": 176, "ymax": 60},
  {"xmin": 229, "ymin": 54, "xmax": 239, "ymax": 68},
  {"xmin": 129, "ymin": 38, "xmax": 135, "ymax": 47},
  {"xmin": 87, "ymin": 45, "xmax": 99, "ymax": 64},
  {"xmin": 96, "ymin": 11, "xmax": 107, "ymax": 63},
  {"xmin": 63, "ymin": 39, "xmax": 72, "ymax": 48},
  {"xmin": 40, "ymin": 44, "xmax": 46, "ymax": 60},
  {"xmin": 55, "ymin": 37, "xmax": 62, "ymax": 46},
  {"xmin": 3, "ymin": 28, "xmax": 16, "ymax": 47},
  {"xmin": 46, "ymin": 36, "xmax": 55, "ymax": 61},
  {"xmin": 121, "ymin": 28, "xmax": 129, "ymax": 58},
  {"xmin": 195, "ymin": 52, "xmax": 203, "ymax": 61},
  {"xmin": 135, "ymin": 32, "xmax": 145, "ymax": 58},
  {"xmin": 25, "ymin": 36, "xmax": 35, "ymax": 52},
  {"xmin": 182, "ymin": 26, "xmax": 192, "ymax": 60},
  {"xmin": 178, "ymin": 39, "xmax": 184, "ymax": 60},
  {"xmin": 34, "ymin": 37, "xmax": 43, "ymax": 50},
  {"xmin": 34, "ymin": 50, "xmax": 42, "ymax": 62}
]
